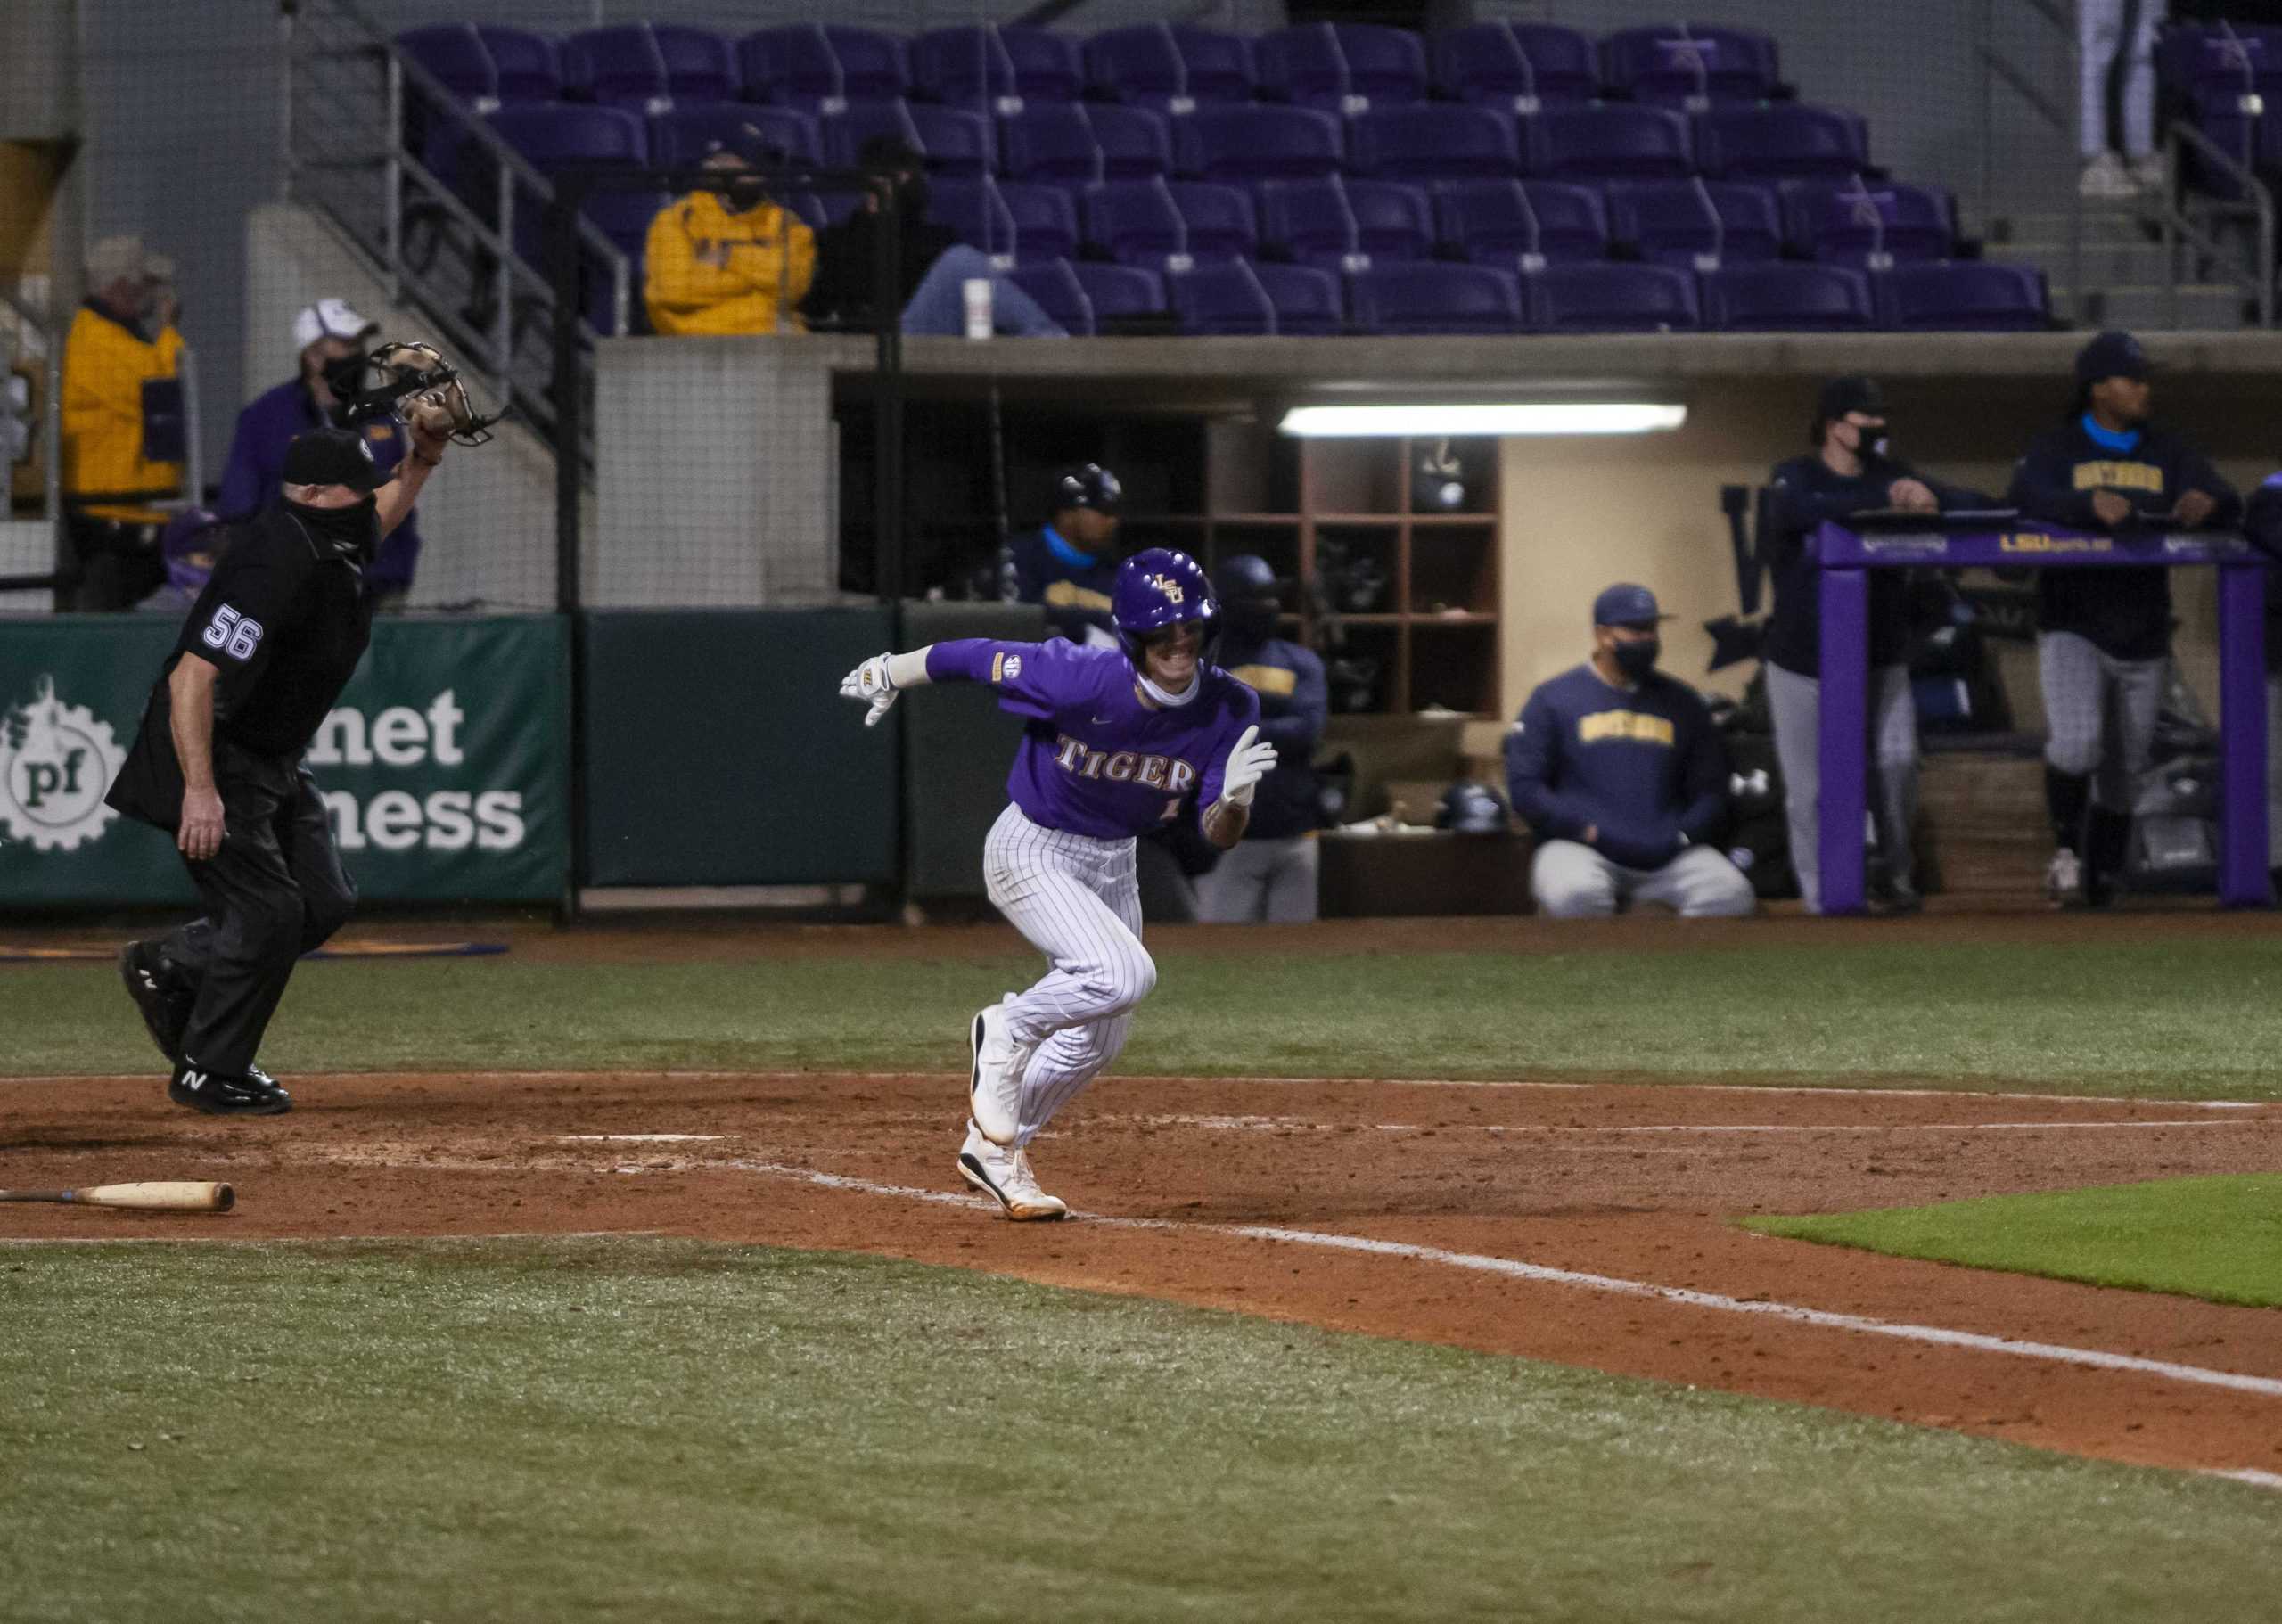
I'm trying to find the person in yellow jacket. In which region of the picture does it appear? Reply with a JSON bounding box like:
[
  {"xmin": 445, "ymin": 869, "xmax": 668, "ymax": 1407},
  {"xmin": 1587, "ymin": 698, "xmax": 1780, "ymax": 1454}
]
[
  {"xmin": 644, "ymin": 134, "xmax": 817, "ymax": 337},
  {"xmin": 62, "ymin": 234, "xmax": 186, "ymax": 609}
]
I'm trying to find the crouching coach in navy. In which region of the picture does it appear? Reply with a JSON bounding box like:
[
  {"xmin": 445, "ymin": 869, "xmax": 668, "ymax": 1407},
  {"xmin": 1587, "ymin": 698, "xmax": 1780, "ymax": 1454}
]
[
  {"xmin": 1506, "ymin": 584, "xmax": 1754, "ymax": 919},
  {"xmin": 104, "ymin": 420, "xmax": 450, "ymax": 1116}
]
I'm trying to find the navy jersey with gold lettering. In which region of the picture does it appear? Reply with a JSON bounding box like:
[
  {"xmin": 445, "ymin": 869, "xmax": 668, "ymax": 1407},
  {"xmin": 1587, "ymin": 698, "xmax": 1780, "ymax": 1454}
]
[
  {"xmin": 1006, "ymin": 525, "xmax": 1120, "ymax": 645},
  {"xmin": 2007, "ymin": 416, "xmax": 2239, "ymax": 659},
  {"xmin": 1505, "ymin": 663, "xmax": 1729, "ymax": 871}
]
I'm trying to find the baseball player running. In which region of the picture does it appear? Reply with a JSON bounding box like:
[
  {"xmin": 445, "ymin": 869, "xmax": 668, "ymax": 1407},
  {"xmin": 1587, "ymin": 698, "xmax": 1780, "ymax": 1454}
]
[{"xmin": 840, "ymin": 548, "xmax": 1268, "ymax": 1219}]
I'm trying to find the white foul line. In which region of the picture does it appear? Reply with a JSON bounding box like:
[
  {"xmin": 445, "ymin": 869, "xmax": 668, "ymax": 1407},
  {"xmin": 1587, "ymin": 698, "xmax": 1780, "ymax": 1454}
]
[
  {"xmin": 732, "ymin": 1161, "xmax": 2282, "ymax": 1404},
  {"xmin": 1120, "ymin": 1113, "xmax": 2262, "ymax": 1137}
]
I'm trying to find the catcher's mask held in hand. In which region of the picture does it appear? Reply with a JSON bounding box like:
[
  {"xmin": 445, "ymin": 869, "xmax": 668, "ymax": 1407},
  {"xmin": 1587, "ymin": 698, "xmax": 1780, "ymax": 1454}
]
[{"xmin": 323, "ymin": 341, "xmax": 505, "ymax": 446}]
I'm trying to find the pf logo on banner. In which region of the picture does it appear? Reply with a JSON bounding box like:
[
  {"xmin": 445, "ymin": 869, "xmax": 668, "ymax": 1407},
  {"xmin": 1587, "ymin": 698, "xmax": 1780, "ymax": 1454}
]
[{"xmin": 0, "ymin": 677, "xmax": 126, "ymax": 853}]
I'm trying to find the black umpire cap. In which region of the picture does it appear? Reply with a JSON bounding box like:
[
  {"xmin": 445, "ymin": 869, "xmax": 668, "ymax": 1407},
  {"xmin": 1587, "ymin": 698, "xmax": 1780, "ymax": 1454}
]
[
  {"xmin": 1052, "ymin": 463, "xmax": 1122, "ymax": 513},
  {"xmin": 282, "ymin": 427, "xmax": 390, "ymax": 494}
]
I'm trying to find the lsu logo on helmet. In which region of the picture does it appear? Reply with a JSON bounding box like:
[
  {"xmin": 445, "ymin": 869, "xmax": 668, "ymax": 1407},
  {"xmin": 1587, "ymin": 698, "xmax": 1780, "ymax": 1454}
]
[{"xmin": 1147, "ymin": 574, "xmax": 1185, "ymax": 603}]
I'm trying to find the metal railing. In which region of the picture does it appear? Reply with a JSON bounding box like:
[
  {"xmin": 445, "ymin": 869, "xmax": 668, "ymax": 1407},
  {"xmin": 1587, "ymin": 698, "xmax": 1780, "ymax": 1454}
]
[{"xmin": 2159, "ymin": 120, "xmax": 2275, "ymax": 328}]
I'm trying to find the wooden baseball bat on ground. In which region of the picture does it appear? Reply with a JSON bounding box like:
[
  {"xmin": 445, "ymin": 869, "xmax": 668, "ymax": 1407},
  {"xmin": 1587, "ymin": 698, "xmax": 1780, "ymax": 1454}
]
[{"xmin": 0, "ymin": 1182, "xmax": 234, "ymax": 1212}]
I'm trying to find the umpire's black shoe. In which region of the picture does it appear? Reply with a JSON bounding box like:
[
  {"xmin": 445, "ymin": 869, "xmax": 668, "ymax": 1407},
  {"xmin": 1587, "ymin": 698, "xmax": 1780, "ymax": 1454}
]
[
  {"xmin": 168, "ymin": 1062, "xmax": 292, "ymax": 1117},
  {"xmin": 119, "ymin": 941, "xmax": 193, "ymax": 1063}
]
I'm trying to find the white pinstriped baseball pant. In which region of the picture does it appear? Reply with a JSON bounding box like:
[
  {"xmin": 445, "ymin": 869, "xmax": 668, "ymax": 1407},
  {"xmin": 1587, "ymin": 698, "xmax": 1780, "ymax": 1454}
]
[{"xmin": 982, "ymin": 802, "xmax": 1158, "ymax": 1148}]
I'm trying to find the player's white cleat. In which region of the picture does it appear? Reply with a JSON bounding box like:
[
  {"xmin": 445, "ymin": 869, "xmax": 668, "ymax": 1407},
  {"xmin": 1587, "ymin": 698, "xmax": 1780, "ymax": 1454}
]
[
  {"xmin": 968, "ymin": 997, "xmax": 1029, "ymax": 1145},
  {"xmin": 958, "ymin": 1124, "xmax": 1068, "ymax": 1221},
  {"xmin": 2044, "ymin": 847, "xmax": 2081, "ymax": 907}
]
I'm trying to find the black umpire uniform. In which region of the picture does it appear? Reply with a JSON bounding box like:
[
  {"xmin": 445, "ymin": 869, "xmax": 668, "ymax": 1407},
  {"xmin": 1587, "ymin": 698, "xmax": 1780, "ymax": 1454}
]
[{"xmin": 106, "ymin": 429, "xmax": 409, "ymax": 1115}]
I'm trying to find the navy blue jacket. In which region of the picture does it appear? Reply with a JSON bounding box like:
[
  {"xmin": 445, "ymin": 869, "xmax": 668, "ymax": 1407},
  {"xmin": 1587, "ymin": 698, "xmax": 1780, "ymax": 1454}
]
[
  {"xmin": 1762, "ymin": 452, "xmax": 1991, "ymax": 676},
  {"xmin": 1006, "ymin": 525, "xmax": 1120, "ymax": 644},
  {"xmin": 2242, "ymin": 472, "xmax": 2282, "ymax": 675},
  {"xmin": 219, "ymin": 380, "xmax": 423, "ymax": 597},
  {"xmin": 2007, "ymin": 415, "xmax": 2239, "ymax": 660},
  {"xmin": 1220, "ymin": 634, "xmax": 1327, "ymax": 840},
  {"xmin": 1506, "ymin": 662, "xmax": 1729, "ymax": 871}
]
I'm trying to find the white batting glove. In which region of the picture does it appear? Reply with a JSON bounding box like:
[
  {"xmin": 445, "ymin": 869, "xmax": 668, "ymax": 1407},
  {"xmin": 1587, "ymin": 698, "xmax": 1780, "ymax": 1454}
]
[
  {"xmin": 839, "ymin": 652, "xmax": 899, "ymax": 728},
  {"xmin": 1216, "ymin": 725, "xmax": 1279, "ymax": 808}
]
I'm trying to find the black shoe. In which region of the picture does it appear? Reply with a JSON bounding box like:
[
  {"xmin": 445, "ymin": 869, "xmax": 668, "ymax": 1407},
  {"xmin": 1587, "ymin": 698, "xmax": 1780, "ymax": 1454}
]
[
  {"xmin": 168, "ymin": 1062, "xmax": 292, "ymax": 1117},
  {"xmin": 119, "ymin": 941, "xmax": 193, "ymax": 1063},
  {"xmin": 1873, "ymin": 882, "xmax": 1925, "ymax": 916}
]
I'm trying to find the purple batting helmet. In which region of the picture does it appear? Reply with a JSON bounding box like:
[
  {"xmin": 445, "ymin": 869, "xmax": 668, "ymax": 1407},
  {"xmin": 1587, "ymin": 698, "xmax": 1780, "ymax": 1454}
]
[{"xmin": 1112, "ymin": 547, "xmax": 1219, "ymax": 666}]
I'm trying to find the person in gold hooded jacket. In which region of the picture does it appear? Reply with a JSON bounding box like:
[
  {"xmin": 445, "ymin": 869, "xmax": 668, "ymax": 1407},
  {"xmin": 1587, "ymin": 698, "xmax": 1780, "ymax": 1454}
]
[
  {"xmin": 643, "ymin": 133, "xmax": 816, "ymax": 337},
  {"xmin": 62, "ymin": 234, "xmax": 186, "ymax": 609}
]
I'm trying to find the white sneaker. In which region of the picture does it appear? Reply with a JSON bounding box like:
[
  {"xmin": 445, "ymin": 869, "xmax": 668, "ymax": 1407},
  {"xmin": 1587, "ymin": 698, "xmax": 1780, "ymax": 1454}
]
[
  {"xmin": 2128, "ymin": 152, "xmax": 2168, "ymax": 192},
  {"xmin": 2078, "ymin": 152, "xmax": 2134, "ymax": 199},
  {"xmin": 2045, "ymin": 847, "xmax": 2081, "ymax": 906},
  {"xmin": 957, "ymin": 1125, "xmax": 1067, "ymax": 1221},
  {"xmin": 967, "ymin": 997, "xmax": 1029, "ymax": 1146}
]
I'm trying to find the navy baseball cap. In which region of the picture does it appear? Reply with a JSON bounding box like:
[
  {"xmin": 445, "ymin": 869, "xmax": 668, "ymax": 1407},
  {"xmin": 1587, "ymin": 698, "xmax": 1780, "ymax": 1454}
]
[
  {"xmin": 1818, "ymin": 374, "xmax": 1885, "ymax": 422},
  {"xmin": 1592, "ymin": 582, "xmax": 1669, "ymax": 628},
  {"xmin": 281, "ymin": 427, "xmax": 390, "ymax": 494},
  {"xmin": 2074, "ymin": 330, "xmax": 2149, "ymax": 388}
]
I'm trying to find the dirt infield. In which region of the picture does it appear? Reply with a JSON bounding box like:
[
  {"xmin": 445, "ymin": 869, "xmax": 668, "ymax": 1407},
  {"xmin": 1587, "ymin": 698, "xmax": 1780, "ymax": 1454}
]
[{"xmin": 5, "ymin": 1065, "xmax": 2278, "ymax": 1483}]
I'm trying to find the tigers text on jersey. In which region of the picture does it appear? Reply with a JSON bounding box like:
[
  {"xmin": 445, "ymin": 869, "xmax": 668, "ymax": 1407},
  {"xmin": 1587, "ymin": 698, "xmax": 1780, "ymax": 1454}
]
[{"xmin": 927, "ymin": 637, "xmax": 1260, "ymax": 840}]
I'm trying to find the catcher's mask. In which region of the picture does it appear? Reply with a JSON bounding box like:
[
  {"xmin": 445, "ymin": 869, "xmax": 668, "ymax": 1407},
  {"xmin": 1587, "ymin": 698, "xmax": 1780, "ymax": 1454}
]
[{"xmin": 323, "ymin": 340, "xmax": 505, "ymax": 446}]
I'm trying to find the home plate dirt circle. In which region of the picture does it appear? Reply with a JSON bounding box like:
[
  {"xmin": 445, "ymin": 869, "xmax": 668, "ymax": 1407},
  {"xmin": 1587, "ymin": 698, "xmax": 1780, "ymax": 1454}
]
[{"xmin": 5, "ymin": 1067, "xmax": 2279, "ymax": 1482}]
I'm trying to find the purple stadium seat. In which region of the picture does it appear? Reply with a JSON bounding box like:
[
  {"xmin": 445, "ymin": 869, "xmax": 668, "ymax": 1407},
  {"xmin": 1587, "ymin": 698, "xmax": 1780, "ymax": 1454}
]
[
  {"xmin": 1256, "ymin": 23, "xmax": 1429, "ymax": 113},
  {"xmin": 824, "ymin": 102, "xmax": 992, "ymax": 176},
  {"xmin": 1782, "ymin": 180, "xmax": 1956, "ymax": 265},
  {"xmin": 1348, "ymin": 104, "xmax": 1521, "ymax": 181},
  {"xmin": 398, "ymin": 25, "xmax": 497, "ymax": 107},
  {"xmin": 737, "ymin": 26, "xmax": 906, "ymax": 112},
  {"xmin": 910, "ymin": 26, "xmax": 1083, "ymax": 110},
  {"xmin": 1701, "ymin": 263, "xmax": 1873, "ymax": 331},
  {"xmin": 928, "ymin": 178, "xmax": 1079, "ymax": 265},
  {"xmin": 1876, "ymin": 263, "xmax": 2050, "ymax": 331},
  {"xmin": 1696, "ymin": 104, "xmax": 1868, "ymax": 182},
  {"xmin": 1602, "ymin": 25, "xmax": 1782, "ymax": 107},
  {"xmin": 648, "ymin": 106, "xmax": 820, "ymax": 170},
  {"xmin": 1429, "ymin": 22, "xmax": 1598, "ymax": 111},
  {"xmin": 998, "ymin": 103, "xmax": 1170, "ymax": 184},
  {"xmin": 1605, "ymin": 180, "xmax": 1782, "ymax": 268},
  {"xmin": 488, "ymin": 103, "xmax": 648, "ymax": 169},
  {"xmin": 2156, "ymin": 24, "xmax": 2282, "ymax": 104},
  {"xmin": 1525, "ymin": 261, "xmax": 1700, "ymax": 332},
  {"xmin": 1258, "ymin": 178, "xmax": 1433, "ymax": 271},
  {"xmin": 1350, "ymin": 263, "xmax": 1523, "ymax": 334},
  {"xmin": 1174, "ymin": 104, "xmax": 1345, "ymax": 182},
  {"xmin": 1433, "ymin": 179, "xmax": 1608, "ymax": 267},
  {"xmin": 1173, "ymin": 260, "xmax": 1342, "ymax": 334},
  {"xmin": 1082, "ymin": 180, "xmax": 1256, "ymax": 268},
  {"xmin": 466, "ymin": 26, "xmax": 559, "ymax": 106},
  {"xmin": 1007, "ymin": 260, "xmax": 1166, "ymax": 335},
  {"xmin": 480, "ymin": 104, "xmax": 659, "ymax": 333},
  {"xmin": 564, "ymin": 25, "xmax": 735, "ymax": 111},
  {"xmin": 1533, "ymin": 104, "xmax": 1694, "ymax": 182},
  {"xmin": 1085, "ymin": 24, "xmax": 1254, "ymax": 112}
]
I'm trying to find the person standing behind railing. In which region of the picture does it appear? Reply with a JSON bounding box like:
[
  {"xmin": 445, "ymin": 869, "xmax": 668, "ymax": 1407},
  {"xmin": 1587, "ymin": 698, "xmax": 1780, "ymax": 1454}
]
[
  {"xmin": 61, "ymin": 234, "xmax": 185, "ymax": 611},
  {"xmin": 2239, "ymin": 467, "xmax": 2282, "ymax": 894},
  {"xmin": 644, "ymin": 132, "xmax": 817, "ymax": 336}
]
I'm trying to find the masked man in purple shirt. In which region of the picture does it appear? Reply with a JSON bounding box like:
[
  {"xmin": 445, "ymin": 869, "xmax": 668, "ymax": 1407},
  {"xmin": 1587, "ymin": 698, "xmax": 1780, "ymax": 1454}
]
[{"xmin": 841, "ymin": 548, "xmax": 1270, "ymax": 1219}]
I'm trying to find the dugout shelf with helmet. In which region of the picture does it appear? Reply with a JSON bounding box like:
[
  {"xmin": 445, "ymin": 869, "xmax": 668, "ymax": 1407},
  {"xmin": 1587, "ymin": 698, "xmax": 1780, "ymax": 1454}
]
[{"xmin": 1812, "ymin": 517, "xmax": 2270, "ymax": 914}]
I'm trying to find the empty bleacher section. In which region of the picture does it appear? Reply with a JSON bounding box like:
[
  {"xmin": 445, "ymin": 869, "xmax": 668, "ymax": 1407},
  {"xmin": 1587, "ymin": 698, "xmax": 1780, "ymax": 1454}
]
[{"xmin": 383, "ymin": 16, "xmax": 2057, "ymax": 339}]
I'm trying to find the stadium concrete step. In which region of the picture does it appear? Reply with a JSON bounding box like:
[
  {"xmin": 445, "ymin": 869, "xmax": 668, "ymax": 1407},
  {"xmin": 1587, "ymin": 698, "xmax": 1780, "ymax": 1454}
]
[
  {"xmin": 1981, "ymin": 235, "xmax": 2179, "ymax": 288},
  {"xmin": 1917, "ymin": 749, "xmax": 2049, "ymax": 905},
  {"xmin": 2049, "ymin": 283, "xmax": 2251, "ymax": 329}
]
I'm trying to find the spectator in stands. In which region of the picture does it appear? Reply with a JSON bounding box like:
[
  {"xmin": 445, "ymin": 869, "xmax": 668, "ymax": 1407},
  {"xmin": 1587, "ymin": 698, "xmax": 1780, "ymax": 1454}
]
[
  {"xmin": 61, "ymin": 234, "xmax": 185, "ymax": 610},
  {"xmin": 1001, "ymin": 463, "xmax": 1126, "ymax": 645},
  {"xmin": 2079, "ymin": 0, "xmax": 2167, "ymax": 196},
  {"xmin": 2243, "ymin": 466, "xmax": 2282, "ymax": 894},
  {"xmin": 217, "ymin": 300, "xmax": 422, "ymax": 611},
  {"xmin": 1197, "ymin": 554, "xmax": 1328, "ymax": 923},
  {"xmin": 1761, "ymin": 375, "xmax": 1993, "ymax": 915},
  {"xmin": 644, "ymin": 131, "xmax": 817, "ymax": 336},
  {"xmin": 800, "ymin": 138, "xmax": 1065, "ymax": 338},
  {"xmin": 1506, "ymin": 583, "xmax": 1754, "ymax": 919},
  {"xmin": 134, "ymin": 507, "xmax": 226, "ymax": 617},
  {"xmin": 2009, "ymin": 329, "xmax": 2238, "ymax": 906}
]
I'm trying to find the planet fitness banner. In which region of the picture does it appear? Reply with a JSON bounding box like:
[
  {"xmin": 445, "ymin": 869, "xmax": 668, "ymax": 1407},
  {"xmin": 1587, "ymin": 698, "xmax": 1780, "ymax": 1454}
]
[{"xmin": 0, "ymin": 615, "xmax": 568, "ymax": 905}]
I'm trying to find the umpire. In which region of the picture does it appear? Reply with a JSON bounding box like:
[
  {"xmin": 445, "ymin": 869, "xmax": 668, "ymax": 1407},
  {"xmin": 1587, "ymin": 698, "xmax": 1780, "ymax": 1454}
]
[
  {"xmin": 105, "ymin": 419, "xmax": 448, "ymax": 1114},
  {"xmin": 2007, "ymin": 331, "xmax": 2239, "ymax": 906}
]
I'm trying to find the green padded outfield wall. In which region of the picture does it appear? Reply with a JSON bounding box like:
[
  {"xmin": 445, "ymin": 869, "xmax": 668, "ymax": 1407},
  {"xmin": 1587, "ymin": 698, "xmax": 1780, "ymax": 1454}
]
[
  {"xmin": 580, "ymin": 608, "xmax": 899, "ymax": 886},
  {"xmin": 0, "ymin": 615, "xmax": 570, "ymax": 905},
  {"xmin": 899, "ymin": 601, "xmax": 1046, "ymax": 898}
]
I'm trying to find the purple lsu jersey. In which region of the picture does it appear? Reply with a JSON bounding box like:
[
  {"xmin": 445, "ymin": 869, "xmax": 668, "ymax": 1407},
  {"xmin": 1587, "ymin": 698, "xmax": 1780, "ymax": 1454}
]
[{"xmin": 927, "ymin": 638, "xmax": 1260, "ymax": 840}]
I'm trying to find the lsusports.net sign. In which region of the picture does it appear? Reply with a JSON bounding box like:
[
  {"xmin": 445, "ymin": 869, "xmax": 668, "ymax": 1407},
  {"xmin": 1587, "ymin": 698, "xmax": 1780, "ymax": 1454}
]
[{"xmin": 0, "ymin": 616, "xmax": 567, "ymax": 905}]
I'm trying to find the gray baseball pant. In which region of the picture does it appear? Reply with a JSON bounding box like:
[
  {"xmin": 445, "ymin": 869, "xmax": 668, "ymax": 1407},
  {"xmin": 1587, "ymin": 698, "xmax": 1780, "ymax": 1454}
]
[
  {"xmin": 2037, "ymin": 631, "xmax": 2163, "ymax": 809},
  {"xmin": 1765, "ymin": 660, "xmax": 1918, "ymax": 914},
  {"xmin": 1531, "ymin": 840, "xmax": 1755, "ymax": 918},
  {"xmin": 1195, "ymin": 834, "xmax": 1319, "ymax": 923}
]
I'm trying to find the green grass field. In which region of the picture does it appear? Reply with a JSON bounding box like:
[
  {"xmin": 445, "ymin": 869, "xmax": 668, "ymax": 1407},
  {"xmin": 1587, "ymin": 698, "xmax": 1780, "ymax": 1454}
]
[
  {"xmin": 10, "ymin": 933, "xmax": 2282, "ymax": 1096},
  {"xmin": 4, "ymin": 1237, "xmax": 2278, "ymax": 1624},
  {"xmin": 1746, "ymin": 1174, "xmax": 2282, "ymax": 1308}
]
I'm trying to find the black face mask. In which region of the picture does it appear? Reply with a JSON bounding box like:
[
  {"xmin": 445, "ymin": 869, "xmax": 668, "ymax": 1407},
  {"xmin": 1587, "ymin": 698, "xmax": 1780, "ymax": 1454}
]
[
  {"xmin": 726, "ymin": 176, "xmax": 768, "ymax": 212},
  {"xmin": 288, "ymin": 496, "xmax": 380, "ymax": 561},
  {"xmin": 1853, "ymin": 422, "xmax": 1891, "ymax": 463},
  {"xmin": 1612, "ymin": 637, "xmax": 1661, "ymax": 680},
  {"xmin": 894, "ymin": 172, "xmax": 930, "ymax": 219}
]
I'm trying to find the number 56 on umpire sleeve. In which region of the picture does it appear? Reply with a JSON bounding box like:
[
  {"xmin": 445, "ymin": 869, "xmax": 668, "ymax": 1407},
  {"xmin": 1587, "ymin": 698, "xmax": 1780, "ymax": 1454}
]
[{"xmin": 200, "ymin": 604, "xmax": 267, "ymax": 662}]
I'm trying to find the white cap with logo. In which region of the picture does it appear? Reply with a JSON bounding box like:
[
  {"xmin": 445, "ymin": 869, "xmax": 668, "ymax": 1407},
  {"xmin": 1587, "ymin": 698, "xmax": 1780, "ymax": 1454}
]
[{"xmin": 292, "ymin": 298, "xmax": 377, "ymax": 350}]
